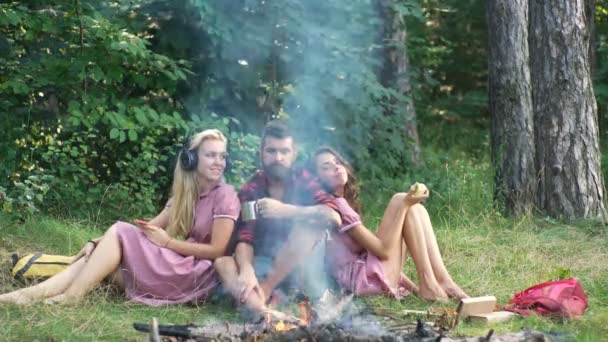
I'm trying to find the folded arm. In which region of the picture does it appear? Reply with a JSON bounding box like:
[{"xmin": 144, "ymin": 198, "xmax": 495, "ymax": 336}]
[{"xmin": 164, "ymin": 218, "xmax": 235, "ymax": 259}]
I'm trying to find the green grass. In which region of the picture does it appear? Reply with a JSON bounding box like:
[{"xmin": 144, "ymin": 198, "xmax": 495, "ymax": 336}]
[
  {"xmin": 1, "ymin": 155, "xmax": 608, "ymax": 341},
  {"xmin": 0, "ymin": 215, "xmax": 239, "ymax": 341}
]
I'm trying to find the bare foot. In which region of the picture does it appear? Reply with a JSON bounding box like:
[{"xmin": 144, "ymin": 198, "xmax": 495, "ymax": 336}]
[
  {"xmin": 417, "ymin": 285, "xmax": 449, "ymax": 302},
  {"xmin": 0, "ymin": 293, "xmax": 33, "ymax": 305},
  {"xmin": 440, "ymin": 281, "xmax": 468, "ymax": 300},
  {"xmin": 43, "ymin": 293, "xmax": 81, "ymax": 305},
  {"xmin": 399, "ymin": 274, "xmax": 419, "ymax": 294}
]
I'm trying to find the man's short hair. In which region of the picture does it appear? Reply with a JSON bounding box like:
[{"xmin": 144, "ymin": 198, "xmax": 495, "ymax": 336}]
[{"xmin": 262, "ymin": 120, "xmax": 293, "ymax": 147}]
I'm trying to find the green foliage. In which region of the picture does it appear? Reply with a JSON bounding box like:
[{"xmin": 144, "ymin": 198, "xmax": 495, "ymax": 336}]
[
  {"xmin": 360, "ymin": 147, "xmax": 493, "ymax": 227},
  {"xmin": 7, "ymin": 0, "xmax": 594, "ymax": 223},
  {"xmin": 147, "ymin": 0, "xmax": 427, "ymax": 176},
  {"xmin": 407, "ymin": 0, "xmax": 489, "ymax": 155},
  {"xmin": 0, "ymin": 1, "xmax": 257, "ymax": 222},
  {"xmin": 0, "ymin": 175, "xmax": 53, "ymax": 217},
  {"xmin": 0, "ymin": 1, "xmax": 184, "ymax": 219}
]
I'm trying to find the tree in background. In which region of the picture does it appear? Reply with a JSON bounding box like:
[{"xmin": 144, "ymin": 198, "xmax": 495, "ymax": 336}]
[
  {"xmin": 529, "ymin": 0, "xmax": 606, "ymax": 220},
  {"xmin": 486, "ymin": 0, "xmax": 536, "ymax": 216},
  {"xmin": 379, "ymin": 0, "xmax": 423, "ymax": 166}
]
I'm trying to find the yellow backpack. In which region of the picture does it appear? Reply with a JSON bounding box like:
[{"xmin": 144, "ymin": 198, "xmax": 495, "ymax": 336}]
[{"xmin": 11, "ymin": 253, "xmax": 74, "ymax": 281}]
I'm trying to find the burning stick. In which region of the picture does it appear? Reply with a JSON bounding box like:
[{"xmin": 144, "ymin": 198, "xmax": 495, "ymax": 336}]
[
  {"xmin": 261, "ymin": 308, "xmax": 307, "ymax": 326},
  {"xmin": 298, "ymin": 298, "xmax": 313, "ymax": 325}
]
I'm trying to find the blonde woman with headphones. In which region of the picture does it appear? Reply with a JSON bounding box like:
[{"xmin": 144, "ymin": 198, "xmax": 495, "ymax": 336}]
[{"xmin": 0, "ymin": 129, "xmax": 240, "ymax": 306}]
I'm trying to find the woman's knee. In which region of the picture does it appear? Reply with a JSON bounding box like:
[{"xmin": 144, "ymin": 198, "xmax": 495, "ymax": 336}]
[
  {"xmin": 404, "ymin": 203, "xmax": 425, "ymax": 223},
  {"xmin": 107, "ymin": 221, "xmax": 135, "ymax": 236},
  {"xmin": 390, "ymin": 192, "xmax": 408, "ymax": 203},
  {"xmin": 410, "ymin": 203, "xmax": 426, "ymax": 214}
]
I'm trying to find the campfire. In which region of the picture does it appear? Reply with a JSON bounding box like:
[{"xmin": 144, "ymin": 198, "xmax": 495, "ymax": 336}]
[
  {"xmin": 133, "ymin": 290, "xmax": 450, "ymax": 341},
  {"xmin": 262, "ymin": 291, "xmax": 313, "ymax": 332},
  {"xmin": 134, "ymin": 291, "xmax": 574, "ymax": 341}
]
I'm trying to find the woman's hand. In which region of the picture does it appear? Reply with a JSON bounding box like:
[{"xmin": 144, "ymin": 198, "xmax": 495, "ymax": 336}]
[
  {"xmin": 71, "ymin": 241, "xmax": 96, "ymax": 264},
  {"xmin": 138, "ymin": 223, "xmax": 172, "ymax": 248},
  {"xmin": 406, "ymin": 182, "xmax": 430, "ymax": 205}
]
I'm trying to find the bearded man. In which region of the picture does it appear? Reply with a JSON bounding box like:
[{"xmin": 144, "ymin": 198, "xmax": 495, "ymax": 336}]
[{"xmin": 214, "ymin": 120, "xmax": 340, "ymax": 312}]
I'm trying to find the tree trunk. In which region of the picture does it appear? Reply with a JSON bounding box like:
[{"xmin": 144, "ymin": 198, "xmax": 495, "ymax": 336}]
[
  {"xmin": 585, "ymin": 0, "xmax": 596, "ymax": 75},
  {"xmin": 379, "ymin": 0, "xmax": 423, "ymax": 167},
  {"xmin": 487, "ymin": 0, "xmax": 536, "ymax": 216},
  {"xmin": 529, "ymin": 0, "xmax": 607, "ymax": 220}
]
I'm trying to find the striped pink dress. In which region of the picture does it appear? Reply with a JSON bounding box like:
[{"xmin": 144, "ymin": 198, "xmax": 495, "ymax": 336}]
[
  {"xmin": 115, "ymin": 181, "xmax": 239, "ymax": 306},
  {"xmin": 328, "ymin": 197, "xmax": 411, "ymax": 298}
]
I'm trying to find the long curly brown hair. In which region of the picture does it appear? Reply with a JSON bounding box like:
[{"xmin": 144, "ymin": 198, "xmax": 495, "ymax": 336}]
[{"xmin": 311, "ymin": 147, "xmax": 361, "ymax": 215}]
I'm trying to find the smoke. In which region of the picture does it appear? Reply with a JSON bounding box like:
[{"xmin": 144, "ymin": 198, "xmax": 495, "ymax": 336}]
[
  {"xmin": 198, "ymin": 0, "xmax": 383, "ymax": 152},
  {"xmin": 193, "ymin": 0, "xmax": 385, "ymax": 302},
  {"xmin": 279, "ymin": 0, "xmax": 383, "ymax": 151}
]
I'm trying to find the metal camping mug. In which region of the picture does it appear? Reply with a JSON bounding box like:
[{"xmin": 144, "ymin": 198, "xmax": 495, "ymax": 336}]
[{"xmin": 241, "ymin": 200, "xmax": 258, "ymax": 222}]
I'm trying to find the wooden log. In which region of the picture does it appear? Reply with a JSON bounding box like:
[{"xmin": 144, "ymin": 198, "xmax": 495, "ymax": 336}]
[
  {"xmin": 467, "ymin": 311, "xmax": 518, "ymax": 325},
  {"xmin": 456, "ymin": 296, "xmax": 497, "ymax": 319}
]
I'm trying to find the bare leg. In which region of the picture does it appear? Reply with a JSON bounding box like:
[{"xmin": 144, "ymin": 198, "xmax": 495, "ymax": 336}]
[
  {"xmin": 401, "ymin": 204, "xmax": 451, "ymax": 300},
  {"xmin": 260, "ymin": 225, "xmax": 323, "ymax": 294},
  {"xmin": 374, "ymin": 193, "xmax": 418, "ymax": 293},
  {"xmin": 44, "ymin": 224, "xmax": 123, "ymax": 304},
  {"xmin": 411, "ymin": 205, "xmax": 468, "ymax": 299},
  {"xmin": 214, "ymin": 256, "xmax": 266, "ymax": 311},
  {"xmin": 374, "ymin": 193, "xmax": 447, "ymax": 299},
  {"xmin": 108, "ymin": 269, "xmax": 125, "ymax": 289},
  {"xmin": 0, "ymin": 258, "xmax": 87, "ymax": 305}
]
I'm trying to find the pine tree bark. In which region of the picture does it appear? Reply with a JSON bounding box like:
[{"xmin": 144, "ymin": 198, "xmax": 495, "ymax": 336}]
[
  {"xmin": 379, "ymin": 0, "xmax": 422, "ymax": 167},
  {"xmin": 487, "ymin": 0, "xmax": 536, "ymax": 216},
  {"xmin": 585, "ymin": 0, "xmax": 596, "ymax": 74},
  {"xmin": 529, "ymin": 0, "xmax": 606, "ymax": 220}
]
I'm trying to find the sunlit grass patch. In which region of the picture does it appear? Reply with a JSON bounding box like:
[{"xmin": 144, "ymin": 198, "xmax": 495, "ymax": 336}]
[{"xmin": 1, "ymin": 154, "xmax": 607, "ymax": 340}]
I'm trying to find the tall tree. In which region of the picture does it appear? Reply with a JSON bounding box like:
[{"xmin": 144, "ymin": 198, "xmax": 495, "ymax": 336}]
[
  {"xmin": 487, "ymin": 0, "xmax": 536, "ymax": 216},
  {"xmin": 530, "ymin": 0, "xmax": 607, "ymax": 220},
  {"xmin": 585, "ymin": 0, "xmax": 597, "ymax": 74},
  {"xmin": 379, "ymin": 0, "xmax": 423, "ymax": 167}
]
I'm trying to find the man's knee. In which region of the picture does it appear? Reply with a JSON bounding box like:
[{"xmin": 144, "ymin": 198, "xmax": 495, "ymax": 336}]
[{"xmin": 214, "ymin": 256, "xmax": 234, "ymax": 272}]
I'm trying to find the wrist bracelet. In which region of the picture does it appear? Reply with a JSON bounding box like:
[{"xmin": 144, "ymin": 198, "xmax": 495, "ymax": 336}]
[{"xmin": 87, "ymin": 240, "xmax": 98, "ymax": 248}]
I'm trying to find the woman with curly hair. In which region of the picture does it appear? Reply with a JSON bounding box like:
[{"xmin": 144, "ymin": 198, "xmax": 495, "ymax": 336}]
[{"xmin": 312, "ymin": 147, "xmax": 467, "ymax": 301}]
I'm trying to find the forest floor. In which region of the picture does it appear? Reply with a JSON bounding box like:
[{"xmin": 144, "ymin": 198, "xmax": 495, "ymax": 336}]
[{"xmin": 1, "ymin": 209, "xmax": 607, "ymax": 341}]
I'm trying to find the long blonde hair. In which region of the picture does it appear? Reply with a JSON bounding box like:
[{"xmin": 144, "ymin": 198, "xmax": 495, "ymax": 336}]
[{"xmin": 166, "ymin": 129, "xmax": 227, "ymax": 238}]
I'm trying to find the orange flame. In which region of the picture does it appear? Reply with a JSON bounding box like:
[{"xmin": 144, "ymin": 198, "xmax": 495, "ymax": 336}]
[
  {"xmin": 274, "ymin": 320, "xmax": 298, "ymax": 332},
  {"xmin": 265, "ymin": 298, "xmax": 313, "ymax": 332},
  {"xmin": 298, "ymin": 300, "xmax": 312, "ymax": 325}
]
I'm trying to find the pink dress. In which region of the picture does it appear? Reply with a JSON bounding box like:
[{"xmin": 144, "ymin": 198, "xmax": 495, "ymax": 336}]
[
  {"xmin": 115, "ymin": 181, "xmax": 240, "ymax": 306},
  {"xmin": 328, "ymin": 198, "xmax": 411, "ymax": 298}
]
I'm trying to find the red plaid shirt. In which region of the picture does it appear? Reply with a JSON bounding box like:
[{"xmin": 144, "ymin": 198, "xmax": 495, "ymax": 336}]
[{"xmin": 237, "ymin": 167, "xmax": 338, "ymax": 257}]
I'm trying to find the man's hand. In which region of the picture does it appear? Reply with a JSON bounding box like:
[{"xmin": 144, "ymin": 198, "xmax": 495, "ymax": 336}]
[
  {"xmin": 237, "ymin": 269, "xmax": 265, "ymax": 304},
  {"xmin": 71, "ymin": 241, "xmax": 95, "ymax": 264},
  {"xmin": 257, "ymin": 198, "xmax": 294, "ymax": 219}
]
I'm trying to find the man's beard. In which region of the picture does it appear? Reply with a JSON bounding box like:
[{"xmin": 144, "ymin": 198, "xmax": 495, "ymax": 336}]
[{"xmin": 263, "ymin": 163, "xmax": 291, "ymax": 180}]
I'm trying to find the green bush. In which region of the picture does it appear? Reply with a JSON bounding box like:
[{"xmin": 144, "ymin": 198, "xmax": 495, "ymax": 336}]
[{"xmin": 0, "ymin": 2, "xmax": 260, "ymax": 223}]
